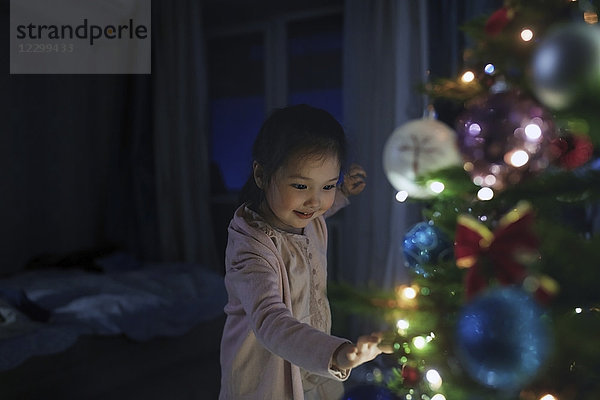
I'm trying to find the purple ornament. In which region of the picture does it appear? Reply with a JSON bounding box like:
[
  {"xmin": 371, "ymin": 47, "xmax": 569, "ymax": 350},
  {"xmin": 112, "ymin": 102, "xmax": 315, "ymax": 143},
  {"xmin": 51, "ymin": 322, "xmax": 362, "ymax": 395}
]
[{"xmin": 455, "ymin": 91, "xmax": 557, "ymax": 190}]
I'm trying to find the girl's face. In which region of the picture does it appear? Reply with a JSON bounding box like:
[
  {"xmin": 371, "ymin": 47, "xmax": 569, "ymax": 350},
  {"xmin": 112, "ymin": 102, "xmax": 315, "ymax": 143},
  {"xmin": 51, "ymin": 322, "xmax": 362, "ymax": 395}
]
[{"xmin": 257, "ymin": 154, "xmax": 340, "ymax": 234}]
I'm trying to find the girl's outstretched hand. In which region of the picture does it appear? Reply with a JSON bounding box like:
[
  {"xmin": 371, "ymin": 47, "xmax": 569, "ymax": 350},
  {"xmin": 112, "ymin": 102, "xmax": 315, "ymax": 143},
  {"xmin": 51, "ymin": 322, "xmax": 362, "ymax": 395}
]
[
  {"xmin": 340, "ymin": 164, "xmax": 367, "ymax": 197},
  {"xmin": 333, "ymin": 332, "xmax": 392, "ymax": 370}
]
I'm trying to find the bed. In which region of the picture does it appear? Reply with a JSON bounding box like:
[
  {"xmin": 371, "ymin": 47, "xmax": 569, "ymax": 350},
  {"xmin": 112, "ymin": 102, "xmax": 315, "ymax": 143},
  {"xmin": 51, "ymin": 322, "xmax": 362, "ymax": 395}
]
[{"xmin": 0, "ymin": 252, "xmax": 227, "ymax": 399}]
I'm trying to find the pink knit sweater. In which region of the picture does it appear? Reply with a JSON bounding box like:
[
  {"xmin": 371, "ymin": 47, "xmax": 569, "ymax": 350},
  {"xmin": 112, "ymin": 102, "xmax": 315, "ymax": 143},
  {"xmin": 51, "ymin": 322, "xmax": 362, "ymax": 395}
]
[{"xmin": 219, "ymin": 195, "xmax": 351, "ymax": 400}]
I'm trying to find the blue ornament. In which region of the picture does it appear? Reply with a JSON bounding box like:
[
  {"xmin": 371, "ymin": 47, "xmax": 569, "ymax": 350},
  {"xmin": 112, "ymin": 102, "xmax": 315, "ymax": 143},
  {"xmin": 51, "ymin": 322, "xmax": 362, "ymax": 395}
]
[
  {"xmin": 402, "ymin": 221, "xmax": 453, "ymax": 276},
  {"xmin": 455, "ymin": 287, "xmax": 551, "ymax": 391},
  {"xmin": 343, "ymin": 384, "xmax": 398, "ymax": 400}
]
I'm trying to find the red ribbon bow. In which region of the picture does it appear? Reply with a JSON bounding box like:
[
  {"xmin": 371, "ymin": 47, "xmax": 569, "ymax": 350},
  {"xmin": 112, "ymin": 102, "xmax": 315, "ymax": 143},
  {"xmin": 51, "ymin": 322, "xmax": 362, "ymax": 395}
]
[{"xmin": 454, "ymin": 202, "xmax": 539, "ymax": 300}]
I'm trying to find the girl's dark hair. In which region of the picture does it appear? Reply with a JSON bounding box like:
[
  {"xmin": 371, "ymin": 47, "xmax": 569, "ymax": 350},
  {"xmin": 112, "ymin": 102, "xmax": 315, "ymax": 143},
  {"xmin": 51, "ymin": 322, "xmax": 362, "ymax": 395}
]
[{"xmin": 239, "ymin": 104, "xmax": 347, "ymax": 207}]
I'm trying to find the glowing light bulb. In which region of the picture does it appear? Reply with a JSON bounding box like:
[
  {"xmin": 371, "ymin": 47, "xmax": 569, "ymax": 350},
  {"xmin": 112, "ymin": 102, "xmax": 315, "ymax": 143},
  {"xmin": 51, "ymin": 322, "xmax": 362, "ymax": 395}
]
[
  {"xmin": 473, "ymin": 176, "xmax": 484, "ymax": 186},
  {"xmin": 575, "ymin": 307, "xmax": 583, "ymax": 314},
  {"xmin": 461, "ymin": 70, "xmax": 475, "ymax": 83},
  {"xmin": 484, "ymin": 63, "xmax": 495, "ymax": 74},
  {"xmin": 431, "ymin": 394, "xmax": 446, "ymax": 400},
  {"xmin": 584, "ymin": 11, "xmax": 598, "ymax": 24},
  {"xmin": 412, "ymin": 336, "xmax": 426, "ymax": 349},
  {"xmin": 484, "ymin": 174, "xmax": 496, "ymax": 186},
  {"xmin": 468, "ymin": 123, "xmax": 481, "ymax": 136},
  {"xmin": 539, "ymin": 395, "xmax": 557, "ymax": 400},
  {"xmin": 525, "ymin": 123, "xmax": 542, "ymax": 140},
  {"xmin": 508, "ymin": 150, "xmax": 530, "ymax": 167},
  {"xmin": 397, "ymin": 319, "xmax": 410, "ymax": 331},
  {"xmin": 403, "ymin": 287, "xmax": 417, "ymax": 299},
  {"xmin": 396, "ymin": 191, "xmax": 408, "ymax": 202},
  {"xmin": 426, "ymin": 369, "xmax": 443, "ymax": 390},
  {"xmin": 521, "ymin": 28, "xmax": 534, "ymax": 41},
  {"xmin": 429, "ymin": 181, "xmax": 445, "ymax": 194},
  {"xmin": 477, "ymin": 187, "xmax": 494, "ymax": 201}
]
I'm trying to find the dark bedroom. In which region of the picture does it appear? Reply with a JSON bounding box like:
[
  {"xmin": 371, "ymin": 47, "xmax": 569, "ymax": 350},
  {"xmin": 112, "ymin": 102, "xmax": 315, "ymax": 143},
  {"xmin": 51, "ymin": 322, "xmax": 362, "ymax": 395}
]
[{"xmin": 2, "ymin": 0, "xmax": 600, "ymax": 399}]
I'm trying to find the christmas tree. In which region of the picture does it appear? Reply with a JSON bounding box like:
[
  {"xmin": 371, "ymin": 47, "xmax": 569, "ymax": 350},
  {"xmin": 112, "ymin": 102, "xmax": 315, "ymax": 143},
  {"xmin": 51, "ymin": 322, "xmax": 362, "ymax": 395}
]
[{"xmin": 333, "ymin": 1, "xmax": 600, "ymax": 399}]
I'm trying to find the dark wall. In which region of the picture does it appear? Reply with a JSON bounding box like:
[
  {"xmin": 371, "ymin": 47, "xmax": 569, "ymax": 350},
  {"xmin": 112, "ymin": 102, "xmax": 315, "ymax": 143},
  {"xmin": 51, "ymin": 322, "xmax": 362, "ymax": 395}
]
[{"xmin": 3, "ymin": 74, "xmax": 133, "ymax": 275}]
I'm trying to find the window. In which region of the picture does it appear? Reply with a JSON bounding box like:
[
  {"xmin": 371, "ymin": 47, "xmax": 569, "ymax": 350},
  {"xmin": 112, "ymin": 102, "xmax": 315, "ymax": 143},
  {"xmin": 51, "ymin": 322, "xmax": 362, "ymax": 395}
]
[
  {"xmin": 287, "ymin": 14, "xmax": 343, "ymax": 123},
  {"xmin": 208, "ymin": 33, "xmax": 266, "ymax": 192},
  {"xmin": 207, "ymin": 7, "xmax": 343, "ymax": 193}
]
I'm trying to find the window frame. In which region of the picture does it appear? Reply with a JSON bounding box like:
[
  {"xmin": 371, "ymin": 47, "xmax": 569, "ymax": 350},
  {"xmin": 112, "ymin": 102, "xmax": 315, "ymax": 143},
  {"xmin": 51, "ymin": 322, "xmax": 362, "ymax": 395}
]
[{"xmin": 206, "ymin": 6, "xmax": 343, "ymax": 116}]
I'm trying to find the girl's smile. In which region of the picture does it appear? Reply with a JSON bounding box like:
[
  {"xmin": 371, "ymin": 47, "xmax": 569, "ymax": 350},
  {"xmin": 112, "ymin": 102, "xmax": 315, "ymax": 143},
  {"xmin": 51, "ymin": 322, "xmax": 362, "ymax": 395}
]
[
  {"xmin": 256, "ymin": 154, "xmax": 340, "ymax": 234},
  {"xmin": 293, "ymin": 210, "xmax": 315, "ymax": 219}
]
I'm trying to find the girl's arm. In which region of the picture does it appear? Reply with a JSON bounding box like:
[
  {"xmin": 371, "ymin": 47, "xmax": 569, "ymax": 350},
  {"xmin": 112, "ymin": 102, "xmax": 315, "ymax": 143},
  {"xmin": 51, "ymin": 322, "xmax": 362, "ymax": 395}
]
[
  {"xmin": 331, "ymin": 333, "xmax": 392, "ymax": 370},
  {"xmin": 226, "ymin": 250, "xmax": 350, "ymax": 379}
]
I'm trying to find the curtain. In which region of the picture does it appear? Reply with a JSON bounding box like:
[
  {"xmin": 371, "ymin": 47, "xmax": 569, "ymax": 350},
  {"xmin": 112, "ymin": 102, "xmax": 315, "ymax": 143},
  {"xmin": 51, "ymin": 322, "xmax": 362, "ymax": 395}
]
[
  {"xmin": 151, "ymin": 0, "xmax": 217, "ymax": 267},
  {"xmin": 339, "ymin": 0, "xmax": 428, "ymax": 291},
  {"xmin": 107, "ymin": 0, "xmax": 217, "ymax": 269}
]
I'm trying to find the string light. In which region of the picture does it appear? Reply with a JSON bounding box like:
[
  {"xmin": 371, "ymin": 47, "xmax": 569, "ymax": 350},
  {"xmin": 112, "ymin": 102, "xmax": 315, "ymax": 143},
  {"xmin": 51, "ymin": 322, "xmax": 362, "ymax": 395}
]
[
  {"xmin": 521, "ymin": 28, "xmax": 534, "ymax": 41},
  {"xmin": 395, "ymin": 284, "xmax": 419, "ymax": 308},
  {"xmin": 429, "ymin": 181, "xmax": 445, "ymax": 194},
  {"xmin": 468, "ymin": 123, "xmax": 481, "ymax": 136},
  {"xmin": 484, "ymin": 174, "xmax": 496, "ymax": 186},
  {"xmin": 431, "ymin": 394, "xmax": 446, "ymax": 400},
  {"xmin": 397, "ymin": 319, "xmax": 410, "ymax": 331},
  {"xmin": 484, "ymin": 63, "xmax": 495, "ymax": 74},
  {"xmin": 473, "ymin": 175, "xmax": 484, "ymax": 186},
  {"xmin": 477, "ymin": 187, "xmax": 494, "ymax": 201},
  {"xmin": 402, "ymin": 286, "xmax": 417, "ymax": 299},
  {"xmin": 575, "ymin": 307, "xmax": 583, "ymax": 314},
  {"xmin": 461, "ymin": 70, "xmax": 475, "ymax": 83},
  {"xmin": 539, "ymin": 394, "xmax": 557, "ymax": 400},
  {"xmin": 525, "ymin": 123, "xmax": 542, "ymax": 141},
  {"xmin": 396, "ymin": 190, "xmax": 409, "ymax": 202},
  {"xmin": 413, "ymin": 336, "xmax": 426, "ymax": 349},
  {"xmin": 506, "ymin": 149, "xmax": 530, "ymax": 167},
  {"xmin": 426, "ymin": 369, "xmax": 443, "ymax": 390},
  {"xmin": 584, "ymin": 11, "xmax": 598, "ymax": 24}
]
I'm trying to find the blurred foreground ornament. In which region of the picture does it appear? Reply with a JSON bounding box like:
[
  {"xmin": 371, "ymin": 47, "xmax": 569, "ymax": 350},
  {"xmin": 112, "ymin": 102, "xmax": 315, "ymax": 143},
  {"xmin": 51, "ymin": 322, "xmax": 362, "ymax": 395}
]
[
  {"xmin": 342, "ymin": 384, "xmax": 398, "ymax": 400},
  {"xmin": 455, "ymin": 202, "xmax": 538, "ymax": 299},
  {"xmin": 484, "ymin": 6, "xmax": 513, "ymax": 37},
  {"xmin": 456, "ymin": 90, "xmax": 557, "ymax": 190},
  {"xmin": 549, "ymin": 133, "xmax": 594, "ymax": 170},
  {"xmin": 403, "ymin": 221, "xmax": 453, "ymax": 277},
  {"xmin": 531, "ymin": 23, "xmax": 600, "ymax": 111},
  {"xmin": 401, "ymin": 364, "xmax": 421, "ymax": 386},
  {"xmin": 383, "ymin": 118, "xmax": 462, "ymax": 198},
  {"xmin": 455, "ymin": 287, "xmax": 551, "ymax": 391}
]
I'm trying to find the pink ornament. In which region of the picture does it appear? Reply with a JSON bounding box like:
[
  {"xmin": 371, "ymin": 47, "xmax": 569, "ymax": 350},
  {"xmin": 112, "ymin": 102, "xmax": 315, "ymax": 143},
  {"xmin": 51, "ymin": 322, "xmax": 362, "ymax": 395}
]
[{"xmin": 455, "ymin": 91, "xmax": 558, "ymax": 190}]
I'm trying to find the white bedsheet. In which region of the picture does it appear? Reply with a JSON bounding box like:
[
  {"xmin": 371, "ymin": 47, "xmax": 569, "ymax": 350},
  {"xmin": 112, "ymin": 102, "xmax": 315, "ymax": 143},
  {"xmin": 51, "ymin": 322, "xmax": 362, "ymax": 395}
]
[{"xmin": 0, "ymin": 260, "xmax": 226, "ymax": 371}]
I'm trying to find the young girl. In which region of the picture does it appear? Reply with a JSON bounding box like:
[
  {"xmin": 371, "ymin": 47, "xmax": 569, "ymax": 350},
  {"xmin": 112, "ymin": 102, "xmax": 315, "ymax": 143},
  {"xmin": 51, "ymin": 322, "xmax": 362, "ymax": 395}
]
[{"xmin": 219, "ymin": 104, "xmax": 389, "ymax": 400}]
